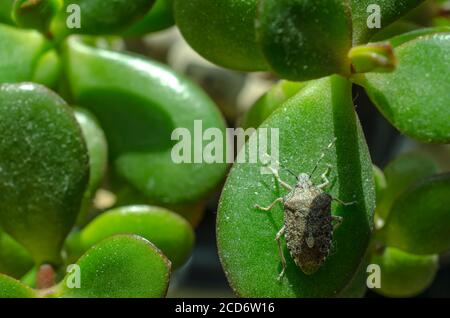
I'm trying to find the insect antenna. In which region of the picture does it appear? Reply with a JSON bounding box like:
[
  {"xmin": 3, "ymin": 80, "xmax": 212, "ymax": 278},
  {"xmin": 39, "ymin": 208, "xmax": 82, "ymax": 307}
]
[
  {"xmin": 279, "ymin": 162, "xmax": 298, "ymax": 180},
  {"xmin": 310, "ymin": 137, "xmax": 337, "ymax": 177}
]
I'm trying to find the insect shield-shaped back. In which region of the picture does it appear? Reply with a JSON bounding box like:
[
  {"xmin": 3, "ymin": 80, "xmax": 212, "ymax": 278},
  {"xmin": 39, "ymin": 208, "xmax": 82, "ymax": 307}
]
[{"xmin": 283, "ymin": 186, "xmax": 333, "ymax": 275}]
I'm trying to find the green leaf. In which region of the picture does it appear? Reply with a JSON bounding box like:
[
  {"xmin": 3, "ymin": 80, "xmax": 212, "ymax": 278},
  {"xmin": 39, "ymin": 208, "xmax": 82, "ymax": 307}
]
[
  {"xmin": 348, "ymin": 43, "xmax": 397, "ymax": 74},
  {"xmin": 217, "ymin": 76, "xmax": 375, "ymax": 297},
  {"xmin": 256, "ymin": 0, "xmax": 352, "ymax": 81},
  {"xmin": 370, "ymin": 20, "xmax": 420, "ymax": 43},
  {"xmin": 376, "ymin": 151, "xmax": 439, "ymax": 222},
  {"xmin": 111, "ymin": 181, "xmax": 207, "ymax": 227},
  {"xmin": 20, "ymin": 266, "xmax": 38, "ymax": 288},
  {"xmin": 351, "ymin": 0, "xmax": 425, "ymax": 44},
  {"xmin": 373, "ymin": 165, "xmax": 387, "ymax": 203},
  {"xmin": 0, "ymin": 273, "xmax": 36, "ymax": 298},
  {"xmin": 62, "ymin": 36, "xmax": 228, "ymax": 205},
  {"xmin": 337, "ymin": 252, "xmax": 370, "ymax": 298},
  {"xmin": 0, "ymin": 0, "xmax": 14, "ymax": 24},
  {"xmin": 0, "ymin": 83, "xmax": 89, "ymax": 264},
  {"xmin": 59, "ymin": 235, "xmax": 171, "ymax": 298},
  {"xmin": 240, "ymin": 80, "xmax": 307, "ymax": 130},
  {"xmin": 0, "ymin": 229, "xmax": 33, "ymax": 279},
  {"xmin": 381, "ymin": 173, "xmax": 450, "ymax": 255},
  {"xmin": 51, "ymin": 0, "xmax": 156, "ymax": 39},
  {"xmin": 0, "ymin": 24, "xmax": 52, "ymax": 83},
  {"xmin": 65, "ymin": 205, "xmax": 194, "ymax": 269},
  {"xmin": 360, "ymin": 31, "xmax": 450, "ymax": 143},
  {"xmin": 74, "ymin": 108, "xmax": 108, "ymax": 225},
  {"xmin": 12, "ymin": 0, "xmax": 61, "ymax": 33},
  {"xmin": 31, "ymin": 49, "xmax": 62, "ymax": 89},
  {"xmin": 123, "ymin": 0, "xmax": 174, "ymax": 36},
  {"xmin": 370, "ymin": 246, "xmax": 438, "ymax": 297},
  {"xmin": 386, "ymin": 26, "xmax": 450, "ymax": 47},
  {"xmin": 173, "ymin": 0, "xmax": 268, "ymax": 71}
]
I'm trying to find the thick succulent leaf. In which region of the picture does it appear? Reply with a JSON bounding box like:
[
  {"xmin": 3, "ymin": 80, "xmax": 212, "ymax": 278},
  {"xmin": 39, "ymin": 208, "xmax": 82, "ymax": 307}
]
[
  {"xmin": 32, "ymin": 49, "xmax": 61, "ymax": 89},
  {"xmin": 0, "ymin": 274, "xmax": 36, "ymax": 298},
  {"xmin": 382, "ymin": 173, "xmax": 450, "ymax": 255},
  {"xmin": 0, "ymin": 0, "xmax": 14, "ymax": 24},
  {"xmin": 0, "ymin": 83, "xmax": 89, "ymax": 264},
  {"xmin": 386, "ymin": 26, "xmax": 450, "ymax": 47},
  {"xmin": 370, "ymin": 20, "xmax": 421, "ymax": 42},
  {"xmin": 217, "ymin": 76, "xmax": 375, "ymax": 297},
  {"xmin": 20, "ymin": 266, "xmax": 37, "ymax": 288},
  {"xmin": 123, "ymin": 0, "xmax": 174, "ymax": 36},
  {"xmin": 0, "ymin": 24, "xmax": 51, "ymax": 83},
  {"xmin": 337, "ymin": 251, "xmax": 370, "ymax": 298},
  {"xmin": 173, "ymin": 0, "xmax": 268, "ymax": 71},
  {"xmin": 373, "ymin": 165, "xmax": 387, "ymax": 203},
  {"xmin": 74, "ymin": 108, "xmax": 108, "ymax": 225},
  {"xmin": 351, "ymin": 0, "xmax": 425, "ymax": 44},
  {"xmin": 256, "ymin": 0, "xmax": 352, "ymax": 81},
  {"xmin": 12, "ymin": 0, "xmax": 61, "ymax": 33},
  {"xmin": 240, "ymin": 80, "xmax": 307, "ymax": 130},
  {"xmin": 0, "ymin": 229, "xmax": 33, "ymax": 279},
  {"xmin": 65, "ymin": 205, "xmax": 194, "ymax": 268},
  {"xmin": 376, "ymin": 152, "xmax": 439, "ymax": 221},
  {"xmin": 360, "ymin": 31, "xmax": 450, "ymax": 143},
  {"xmin": 51, "ymin": 0, "xmax": 155, "ymax": 39},
  {"xmin": 59, "ymin": 235, "xmax": 171, "ymax": 298},
  {"xmin": 370, "ymin": 246, "xmax": 438, "ymax": 297},
  {"xmin": 112, "ymin": 182, "xmax": 207, "ymax": 227},
  {"xmin": 62, "ymin": 36, "xmax": 228, "ymax": 205}
]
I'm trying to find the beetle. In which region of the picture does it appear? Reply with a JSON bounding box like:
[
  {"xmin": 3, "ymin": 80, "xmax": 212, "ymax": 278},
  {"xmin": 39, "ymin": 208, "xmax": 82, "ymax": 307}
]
[{"xmin": 255, "ymin": 139, "xmax": 356, "ymax": 279}]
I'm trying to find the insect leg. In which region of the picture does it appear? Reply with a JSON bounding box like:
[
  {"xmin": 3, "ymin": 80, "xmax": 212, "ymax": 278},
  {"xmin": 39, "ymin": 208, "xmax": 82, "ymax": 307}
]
[
  {"xmin": 275, "ymin": 226, "xmax": 287, "ymax": 281},
  {"xmin": 268, "ymin": 166, "xmax": 293, "ymax": 191},
  {"xmin": 332, "ymin": 197, "xmax": 357, "ymax": 206},
  {"xmin": 254, "ymin": 197, "xmax": 283, "ymax": 211},
  {"xmin": 317, "ymin": 164, "xmax": 332, "ymax": 189},
  {"xmin": 332, "ymin": 215, "xmax": 343, "ymax": 231}
]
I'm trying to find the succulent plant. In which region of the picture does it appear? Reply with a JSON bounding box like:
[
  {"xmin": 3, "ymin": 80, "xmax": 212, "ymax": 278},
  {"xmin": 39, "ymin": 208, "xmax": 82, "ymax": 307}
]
[{"xmin": 0, "ymin": 0, "xmax": 449, "ymax": 299}]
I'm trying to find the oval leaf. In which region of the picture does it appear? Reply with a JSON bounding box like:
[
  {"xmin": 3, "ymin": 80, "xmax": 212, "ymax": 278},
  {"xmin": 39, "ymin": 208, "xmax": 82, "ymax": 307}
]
[
  {"xmin": 217, "ymin": 76, "xmax": 375, "ymax": 297},
  {"xmin": 12, "ymin": 0, "xmax": 61, "ymax": 33},
  {"xmin": 240, "ymin": 80, "xmax": 307, "ymax": 130},
  {"xmin": 337, "ymin": 252, "xmax": 370, "ymax": 298},
  {"xmin": 74, "ymin": 108, "xmax": 108, "ymax": 225},
  {"xmin": 0, "ymin": 0, "xmax": 14, "ymax": 24},
  {"xmin": 351, "ymin": 0, "xmax": 425, "ymax": 44},
  {"xmin": 0, "ymin": 274, "xmax": 36, "ymax": 298},
  {"xmin": 370, "ymin": 246, "xmax": 438, "ymax": 297},
  {"xmin": 382, "ymin": 173, "xmax": 450, "ymax": 255},
  {"xmin": 0, "ymin": 24, "xmax": 51, "ymax": 83},
  {"xmin": 376, "ymin": 151, "xmax": 439, "ymax": 221},
  {"xmin": 173, "ymin": 0, "xmax": 267, "ymax": 71},
  {"xmin": 123, "ymin": 0, "xmax": 175, "ymax": 36},
  {"xmin": 60, "ymin": 235, "xmax": 171, "ymax": 298},
  {"xmin": 256, "ymin": 0, "xmax": 352, "ymax": 81},
  {"xmin": 361, "ymin": 32, "xmax": 450, "ymax": 143},
  {"xmin": 62, "ymin": 36, "xmax": 228, "ymax": 205},
  {"xmin": 0, "ymin": 229, "xmax": 33, "ymax": 279},
  {"xmin": 66, "ymin": 205, "xmax": 194, "ymax": 269},
  {"xmin": 0, "ymin": 83, "xmax": 89, "ymax": 264},
  {"xmin": 51, "ymin": 0, "xmax": 155, "ymax": 39}
]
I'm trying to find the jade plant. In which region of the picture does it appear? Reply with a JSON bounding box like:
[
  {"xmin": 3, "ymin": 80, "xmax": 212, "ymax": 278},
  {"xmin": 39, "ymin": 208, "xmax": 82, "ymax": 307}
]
[{"xmin": 0, "ymin": 0, "xmax": 449, "ymax": 298}]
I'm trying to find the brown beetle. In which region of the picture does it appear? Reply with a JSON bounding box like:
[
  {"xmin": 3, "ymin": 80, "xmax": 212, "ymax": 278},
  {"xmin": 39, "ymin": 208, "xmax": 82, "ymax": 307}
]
[{"xmin": 255, "ymin": 139, "xmax": 355, "ymax": 279}]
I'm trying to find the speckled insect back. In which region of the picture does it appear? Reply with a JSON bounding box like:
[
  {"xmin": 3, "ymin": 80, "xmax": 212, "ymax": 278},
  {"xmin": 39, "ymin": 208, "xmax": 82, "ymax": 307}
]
[
  {"xmin": 283, "ymin": 179, "xmax": 334, "ymax": 275},
  {"xmin": 255, "ymin": 139, "xmax": 356, "ymax": 280}
]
